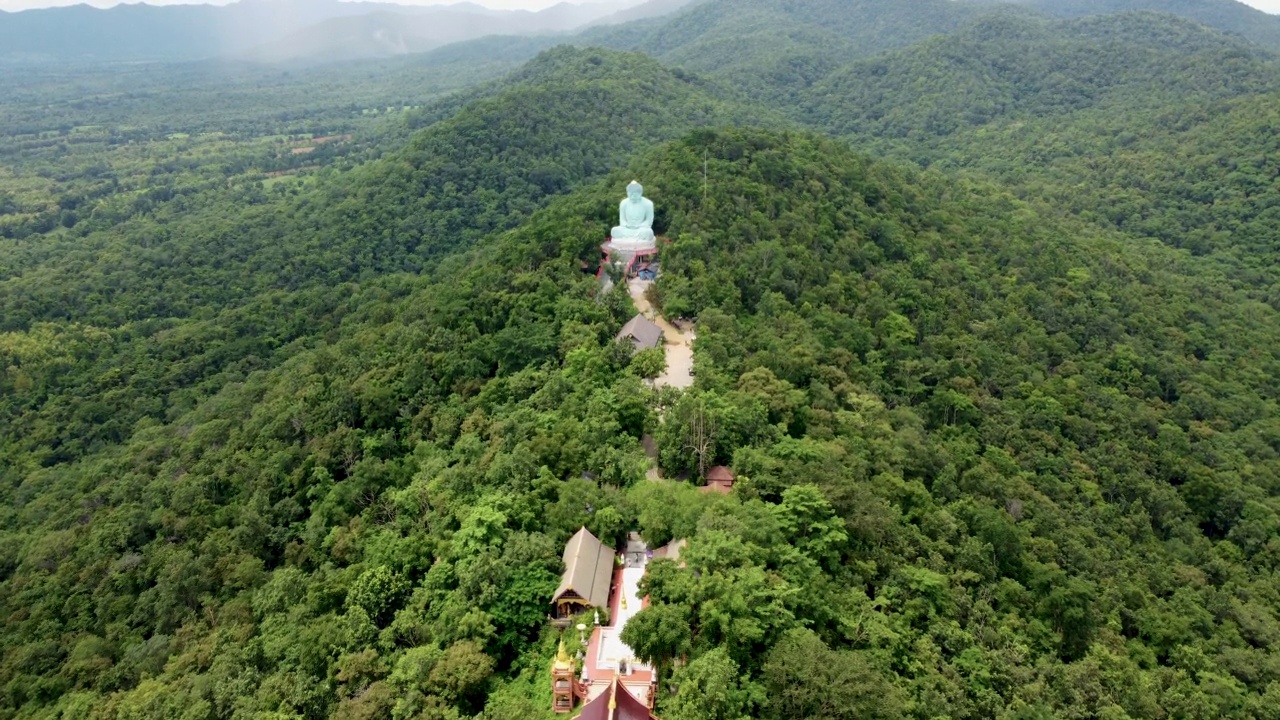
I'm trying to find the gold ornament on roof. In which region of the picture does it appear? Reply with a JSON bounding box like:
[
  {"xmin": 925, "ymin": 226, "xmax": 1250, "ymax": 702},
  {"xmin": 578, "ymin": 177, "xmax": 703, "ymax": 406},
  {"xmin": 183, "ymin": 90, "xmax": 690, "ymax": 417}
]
[{"xmin": 553, "ymin": 636, "xmax": 574, "ymax": 672}]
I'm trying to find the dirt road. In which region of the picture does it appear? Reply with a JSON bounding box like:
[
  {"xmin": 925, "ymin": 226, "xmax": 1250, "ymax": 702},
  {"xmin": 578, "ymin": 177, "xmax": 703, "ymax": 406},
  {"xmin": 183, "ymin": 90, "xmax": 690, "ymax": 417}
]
[{"xmin": 628, "ymin": 278, "xmax": 694, "ymax": 390}]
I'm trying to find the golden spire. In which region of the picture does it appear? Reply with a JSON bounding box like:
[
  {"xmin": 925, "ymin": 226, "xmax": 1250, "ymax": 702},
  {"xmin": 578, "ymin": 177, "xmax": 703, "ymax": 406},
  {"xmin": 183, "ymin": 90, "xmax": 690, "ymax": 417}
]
[
  {"xmin": 607, "ymin": 674, "xmax": 619, "ymax": 720},
  {"xmin": 553, "ymin": 636, "xmax": 574, "ymax": 672}
]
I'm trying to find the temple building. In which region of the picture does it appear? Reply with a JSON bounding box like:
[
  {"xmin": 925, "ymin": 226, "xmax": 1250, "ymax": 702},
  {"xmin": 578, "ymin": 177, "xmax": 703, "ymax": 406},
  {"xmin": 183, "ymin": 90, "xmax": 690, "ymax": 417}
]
[
  {"xmin": 616, "ymin": 314, "xmax": 664, "ymax": 353},
  {"xmin": 701, "ymin": 465, "xmax": 735, "ymax": 494},
  {"xmin": 576, "ymin": 675, "xmax": 659, "ymax": 720},
  {"xmin": 551, "ymin": 527, "xmax": 616, "ymax": 624}
]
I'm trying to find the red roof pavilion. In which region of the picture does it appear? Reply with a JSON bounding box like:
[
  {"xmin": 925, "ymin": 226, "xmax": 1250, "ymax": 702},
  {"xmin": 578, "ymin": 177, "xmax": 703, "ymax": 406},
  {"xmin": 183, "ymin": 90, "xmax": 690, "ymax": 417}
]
[{"xmin": 701, "ymin": 466, "xmax": 735, "ymax": 494}]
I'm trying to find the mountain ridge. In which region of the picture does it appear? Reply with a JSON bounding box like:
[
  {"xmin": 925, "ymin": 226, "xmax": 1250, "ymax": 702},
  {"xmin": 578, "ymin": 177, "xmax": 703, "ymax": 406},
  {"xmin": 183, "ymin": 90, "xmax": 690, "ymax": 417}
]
[{"xmin": 0, "ymin": 0, "xmax": 691, "ymax": 63}]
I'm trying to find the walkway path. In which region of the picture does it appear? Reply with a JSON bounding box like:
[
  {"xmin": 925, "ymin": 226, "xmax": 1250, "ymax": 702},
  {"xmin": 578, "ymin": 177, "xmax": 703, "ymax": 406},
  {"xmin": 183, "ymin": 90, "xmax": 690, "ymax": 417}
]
[
  {"xmin": 580, "ymin": 535, "xmax": 655, "ymax": 706},
  {"xmin": 627, "ymin": 277, "xmax": 694, "ymax": 390}
]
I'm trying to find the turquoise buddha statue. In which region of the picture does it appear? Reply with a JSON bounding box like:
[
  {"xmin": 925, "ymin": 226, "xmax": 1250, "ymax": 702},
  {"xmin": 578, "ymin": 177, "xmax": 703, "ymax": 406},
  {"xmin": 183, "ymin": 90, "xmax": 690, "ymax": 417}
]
[{"xmin": 609, "ymin": 180, "xmax": 656, "ymax": 251}]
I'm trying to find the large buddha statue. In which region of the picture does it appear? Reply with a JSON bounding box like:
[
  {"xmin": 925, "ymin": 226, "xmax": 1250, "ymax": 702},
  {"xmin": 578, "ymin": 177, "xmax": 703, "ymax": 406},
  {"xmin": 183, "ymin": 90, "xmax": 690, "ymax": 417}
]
[{"xmin": 609, "ymin": 180, "xmax": 656, "ymax": 251}]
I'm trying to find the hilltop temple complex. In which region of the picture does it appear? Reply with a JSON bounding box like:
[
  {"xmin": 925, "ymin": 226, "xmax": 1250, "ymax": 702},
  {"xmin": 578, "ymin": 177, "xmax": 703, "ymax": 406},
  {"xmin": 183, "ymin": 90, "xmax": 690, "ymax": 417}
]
[
  {"xmin": 547, "ymin": 183, "xmax": 693, "ymax": 718},
  {"xmin": 550, "ymin": 529, "xmax": 685, "ymax": 717}
]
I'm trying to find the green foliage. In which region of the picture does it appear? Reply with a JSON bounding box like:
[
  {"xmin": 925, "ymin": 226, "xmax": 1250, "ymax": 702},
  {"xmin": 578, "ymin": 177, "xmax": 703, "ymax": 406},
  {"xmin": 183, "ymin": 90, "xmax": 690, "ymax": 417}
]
[
  {"xmin": 1018, "ymin": 0, "xmax": 1280, "ymax": 51},
  {"xmin": 618, "ymin": 127, "xmax": 1280, "ymax": 718},
  {"xmin": 789, "ymin": 11, "xmax": 1280, "ymax": 292},
  {"xmin": 666, "ymin": 648, "xmax": 761, "ymax": 720},
  {"xmin": 619, "ymin": 602, "xmax": 692, "ymax": 669},
  {"xmin": 347, "ymin": 566, "xmax": 410, "ymax": 627},
  {"xmin": 629, "ymin": 346, "xmax": 668, "ymax": 379},
  {"xmin": 587, "ymin": 0, "xmax": 976, "ymax": 101},
  {"xmin": 761, "ymin": 628, "xmax": 905, "ymax": 720}
]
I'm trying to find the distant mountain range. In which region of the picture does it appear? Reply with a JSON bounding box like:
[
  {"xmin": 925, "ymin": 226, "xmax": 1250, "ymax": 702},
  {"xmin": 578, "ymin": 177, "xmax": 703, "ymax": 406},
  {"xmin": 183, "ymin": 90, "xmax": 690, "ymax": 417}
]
[
  {"xmin": 961, "ymin": 0, "xmax": 1280, "ymax": 50},
  {"xmin": 2, "ymin": 0, "xmax": 1277, "ymax": 66},
  {"xmin": 0, "ymin": 0, "xmax": 700, "ymax": 63}
]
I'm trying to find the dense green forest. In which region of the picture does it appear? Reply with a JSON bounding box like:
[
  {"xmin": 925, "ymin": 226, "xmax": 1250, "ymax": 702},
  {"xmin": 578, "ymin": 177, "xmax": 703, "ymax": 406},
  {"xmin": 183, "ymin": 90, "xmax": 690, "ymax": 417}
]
[
  {"xmin": 994, "ymin": 0, "xmax": 1280, "ymax": 50},
  {"xmin": 791, "ymin": 11, "xmax": 1280, "ymax": 295},
  {"xmin": 5, "ymin": 1, "xmax": 1280, "ymax": 718}
]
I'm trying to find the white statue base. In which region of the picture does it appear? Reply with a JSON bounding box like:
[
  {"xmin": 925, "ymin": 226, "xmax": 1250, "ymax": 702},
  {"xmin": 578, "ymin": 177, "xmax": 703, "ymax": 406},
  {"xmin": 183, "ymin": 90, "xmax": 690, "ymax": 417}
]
[{"xmin": 606, "ymin": 233, "xmax": 657, "ymax": 254}]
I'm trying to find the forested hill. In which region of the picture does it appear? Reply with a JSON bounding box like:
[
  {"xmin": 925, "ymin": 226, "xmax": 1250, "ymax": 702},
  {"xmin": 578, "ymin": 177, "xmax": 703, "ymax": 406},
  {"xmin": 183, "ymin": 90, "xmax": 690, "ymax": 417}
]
[
  {"xmin": 644, "ymin": 128, "xmax": 1280, "ymax": 719},
  {"xmin": 5, "ymin": 3, "xmax": 1280, "ymax": 719},
  {"xmin": 789, "ymin": 11, "xmax": 1280, "ymax": 289},
  {"xmin": 994, "ymin": 0, "xmax": 1280, "ymax": 51},
  {"xmin": 279, "ymin": 47, "xmax": 767, "ymax": 284},
  {"xmin": 5, "ymin": 126, "xmax": 1280, "ymax": 718},
  {"xmin": 800, "ymin": 11, "xmax": 1276, "ymax": 141},
  {"xmin": 584, "ymin": 0, "xmax": 976, "ymax": 95},
  {"xmin": 0, "ymin": 48, "xmax": 756, "ymax": 331},
  {"xmin": 0, "ymin": 46, "xmax": 770, "ymax": 505}
]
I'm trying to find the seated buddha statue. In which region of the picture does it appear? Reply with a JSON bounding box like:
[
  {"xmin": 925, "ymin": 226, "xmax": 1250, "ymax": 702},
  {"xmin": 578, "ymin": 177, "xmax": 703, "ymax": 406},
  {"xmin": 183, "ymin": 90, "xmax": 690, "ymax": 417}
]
[{"xmin": 609, "ymin": 180, "xmax": 656, "ymax": 251}]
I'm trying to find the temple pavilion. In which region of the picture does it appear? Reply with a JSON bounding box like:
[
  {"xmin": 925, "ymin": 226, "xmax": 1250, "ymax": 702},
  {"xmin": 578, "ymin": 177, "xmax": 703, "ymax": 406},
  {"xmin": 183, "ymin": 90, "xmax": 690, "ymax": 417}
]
[{"xmin": 551, "ymin": 527, "xmax": 615, "ymax": 624}]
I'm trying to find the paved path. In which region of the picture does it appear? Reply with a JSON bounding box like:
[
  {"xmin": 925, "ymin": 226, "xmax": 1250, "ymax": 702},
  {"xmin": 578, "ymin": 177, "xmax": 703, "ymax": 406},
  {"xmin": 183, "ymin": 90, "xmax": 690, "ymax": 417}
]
[
  {"xmin": 628, "ymin": 278, "xmax": 694, "ymax": 390},
  {"xmin": 581, "ymin": 540, "xmax": 655, "ymax": 705}
]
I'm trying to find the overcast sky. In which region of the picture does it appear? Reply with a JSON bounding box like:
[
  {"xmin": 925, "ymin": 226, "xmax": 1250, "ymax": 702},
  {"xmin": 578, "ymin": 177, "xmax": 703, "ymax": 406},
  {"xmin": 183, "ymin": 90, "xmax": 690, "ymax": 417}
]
[
  {"xmin": 0, "ymin": 0, "xmax": 1278, "ymax": 10},
  {"xmin": 0, "ymin": 0, "xmax": 596, "ymax": 7}
]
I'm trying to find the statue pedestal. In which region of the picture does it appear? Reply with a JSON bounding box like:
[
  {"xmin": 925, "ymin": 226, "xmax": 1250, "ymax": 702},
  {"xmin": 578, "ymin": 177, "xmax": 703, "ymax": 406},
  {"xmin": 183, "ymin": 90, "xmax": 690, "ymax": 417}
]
[
  {"xmin": 606, "ymin": 233, "xmax": 657, "ymax": 254},
  {"xmin": 602, "ymin": 238, "xmax": 658, "ymax": 279}
]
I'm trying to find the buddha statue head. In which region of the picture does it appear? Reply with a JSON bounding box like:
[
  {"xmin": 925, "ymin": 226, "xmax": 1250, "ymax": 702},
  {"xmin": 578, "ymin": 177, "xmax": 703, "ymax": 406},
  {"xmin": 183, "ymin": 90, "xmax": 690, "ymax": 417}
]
[{"xmin": 627, "ymin": 180, "xmax": 643, "ymax": 203}]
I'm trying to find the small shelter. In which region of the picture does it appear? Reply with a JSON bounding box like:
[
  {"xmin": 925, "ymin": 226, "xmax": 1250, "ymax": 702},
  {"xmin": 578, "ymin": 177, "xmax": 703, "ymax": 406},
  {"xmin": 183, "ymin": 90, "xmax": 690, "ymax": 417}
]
[
  {"xmin": 577, "ymin": 675, "xmax": 659, "ymax": 720},
  {"xmin": 616, "ymin": 314, "xmax": 664, "ymax": 352},
  {"xmin": 701, "ymin": 466, "xmax": 735, "ymax": 494},
  {"xmin": 551, "ymin": 527, "xmax": 616, "ymax": 621}
]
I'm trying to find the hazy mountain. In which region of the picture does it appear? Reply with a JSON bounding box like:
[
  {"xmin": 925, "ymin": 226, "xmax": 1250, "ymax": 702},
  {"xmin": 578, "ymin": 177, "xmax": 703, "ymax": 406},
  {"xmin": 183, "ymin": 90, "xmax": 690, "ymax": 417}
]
[
  {"xmin": 243, "ymin": 0, "xmax": 695, "ymax": 62},
  {"xmin": 588, "ymin": 0, "xmax": 977, "ymax": 68},
  {"xmin": 800, "ymin": 10, "xmax": 1278, "ymax": 141},
  {"xmin": 567, "ymin": 0, "xmax": 983, "ymax": 102},
  {"xmin": 582, "ymin": 0, "xmax": 704, "ymax": 27},
  {"xmin": 0, "ymin": 0, "xmax": 657, "ymax": 63}
]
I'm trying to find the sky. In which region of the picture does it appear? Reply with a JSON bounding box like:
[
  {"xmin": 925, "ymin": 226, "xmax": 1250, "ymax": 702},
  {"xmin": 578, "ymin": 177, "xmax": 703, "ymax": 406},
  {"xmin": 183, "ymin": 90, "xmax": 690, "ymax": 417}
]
[
  {"xmin": 0, "ymin": 0, "xmax": 617, "ymax": 9},
  {"xmin": 1, "ymin": 0, "xmax": 1278, "ymax": 10},
  {"xmin": 0, "ymin": 0, "xmax": 616, "ymax": 9}
]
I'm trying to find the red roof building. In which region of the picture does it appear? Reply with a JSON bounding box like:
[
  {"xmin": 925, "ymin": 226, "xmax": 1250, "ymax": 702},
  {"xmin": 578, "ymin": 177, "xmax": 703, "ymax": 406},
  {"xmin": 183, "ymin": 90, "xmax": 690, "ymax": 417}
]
[
  {"xmin": 701, "ymin": 466, "xmax": 735, "ymax": 494},
  {"xmin": 577, "ymin": 676, "xmax": 660, "ymax": 720}
]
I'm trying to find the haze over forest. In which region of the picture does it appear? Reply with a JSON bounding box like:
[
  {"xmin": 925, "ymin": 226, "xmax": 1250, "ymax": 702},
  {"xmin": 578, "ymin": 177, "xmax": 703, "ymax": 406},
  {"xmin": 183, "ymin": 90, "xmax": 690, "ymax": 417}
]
[{"xmin": 4, "ymin": 0, "xmax": 1280, "ymax": 719}]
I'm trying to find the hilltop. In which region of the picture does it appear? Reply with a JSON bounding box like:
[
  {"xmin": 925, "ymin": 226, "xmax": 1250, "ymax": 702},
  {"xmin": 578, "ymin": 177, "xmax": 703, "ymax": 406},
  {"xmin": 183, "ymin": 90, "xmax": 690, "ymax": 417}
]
[{"xmin": 6, "ymin": 125, "xmax": 1280, "ymax": 717}]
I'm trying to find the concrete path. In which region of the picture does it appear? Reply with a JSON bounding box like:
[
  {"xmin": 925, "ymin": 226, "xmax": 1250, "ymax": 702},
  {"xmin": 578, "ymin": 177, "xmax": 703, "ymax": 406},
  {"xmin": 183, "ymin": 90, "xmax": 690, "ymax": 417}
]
[{"xmin": 628, "ymin": 278, "xmax": 694, "ymax": 390}]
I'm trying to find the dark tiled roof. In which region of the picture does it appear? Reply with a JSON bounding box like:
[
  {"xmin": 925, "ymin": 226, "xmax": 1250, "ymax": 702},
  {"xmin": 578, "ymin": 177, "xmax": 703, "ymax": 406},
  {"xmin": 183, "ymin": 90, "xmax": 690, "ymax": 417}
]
[
  {"xmin": 617, "ymin": 315, "xmax": 664, "ymax": 351},
  {"xmin": 552, "ymin": 527, "xmax": 615, "ymax": 609}
]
